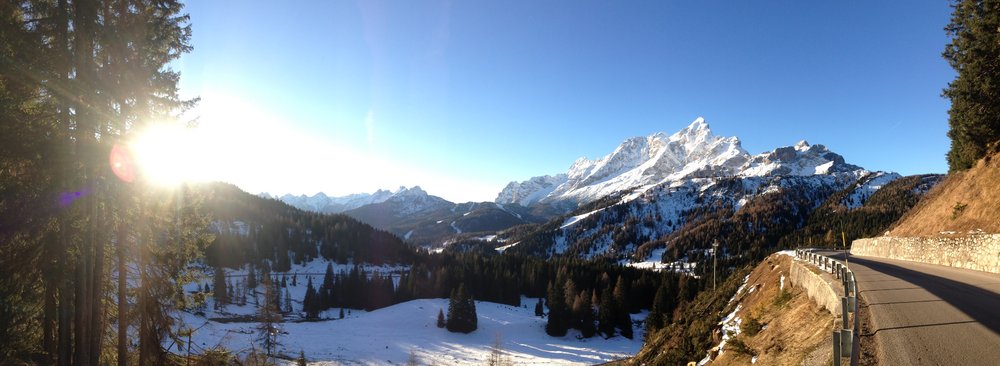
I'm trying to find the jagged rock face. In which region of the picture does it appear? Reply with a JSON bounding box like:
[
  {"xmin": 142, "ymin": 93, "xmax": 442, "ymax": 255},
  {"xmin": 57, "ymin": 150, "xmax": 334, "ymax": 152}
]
[
  {"xmin": 738, "ymin": 140, "xmax": 861, "ymax": 177},
  {"xmin": 495, "ymin": 174, "xmax": 569, "ymax": 207}
]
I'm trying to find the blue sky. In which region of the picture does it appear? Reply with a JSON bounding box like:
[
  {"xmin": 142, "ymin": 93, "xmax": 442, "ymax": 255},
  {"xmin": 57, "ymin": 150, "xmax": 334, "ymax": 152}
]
[{"xmin": 174, "ymin": 1, "xmax": 954, "ymax": 202}]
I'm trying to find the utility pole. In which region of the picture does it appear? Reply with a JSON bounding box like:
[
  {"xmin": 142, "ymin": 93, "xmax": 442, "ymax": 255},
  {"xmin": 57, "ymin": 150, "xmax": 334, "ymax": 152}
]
[
  {"xmin": 712, "ymin": 240, "xmax": 719, "ymax": 291},
  {"xmin": 842, "ymin": 231, "xmax": 849, "ymax": 271}
]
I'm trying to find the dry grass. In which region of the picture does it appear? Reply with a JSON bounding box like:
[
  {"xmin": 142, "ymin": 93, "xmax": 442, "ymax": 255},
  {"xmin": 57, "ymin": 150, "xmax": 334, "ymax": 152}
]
[
  {"xmin": 890, "ymin": 151, "xmax": 1000, "ymax": 236},
  {"xmin": 710, "ymin": 255, "xmax": 835, "ymax": 366}
]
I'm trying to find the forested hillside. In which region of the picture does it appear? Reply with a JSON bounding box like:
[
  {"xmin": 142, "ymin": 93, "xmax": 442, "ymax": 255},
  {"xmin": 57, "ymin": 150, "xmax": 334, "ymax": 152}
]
[{"xmin": 200, "ymin": 182, "xmax": 418, "ymax": 269}]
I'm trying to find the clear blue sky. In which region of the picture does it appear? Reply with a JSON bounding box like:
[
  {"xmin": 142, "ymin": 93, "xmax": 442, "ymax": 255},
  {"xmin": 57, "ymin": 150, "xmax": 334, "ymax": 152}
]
[{"xmin": 174, "ymin": 0, "xmax": 954, "ymax": 202}]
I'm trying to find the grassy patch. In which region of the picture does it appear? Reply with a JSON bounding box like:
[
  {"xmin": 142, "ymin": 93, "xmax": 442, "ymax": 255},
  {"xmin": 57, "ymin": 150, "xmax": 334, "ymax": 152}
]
[
  {"xmin": 773, "ymin": 289, "xmax": 793, "ymax": 308},
  {"xmin": 742, "ymin": 314, "xmax": 763, "ymax": 336},
  {"xmin": 951, "ymin": 202, "xmax": 967, "ymax": 220}
]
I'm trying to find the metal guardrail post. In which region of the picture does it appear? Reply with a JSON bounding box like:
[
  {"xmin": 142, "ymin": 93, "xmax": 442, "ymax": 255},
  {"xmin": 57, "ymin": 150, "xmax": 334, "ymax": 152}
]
[
  {"xmin": 833, "ymin": 331, "xmax": 843, "ymax": 366},
  {"xmin": 841, "ymin": 329, "xmax": 853, "ymax": 358},
  {"xmin": 841, "ymin": 297, "xmax": 850, "ymax": 328},
  {"xmin": 844, "ymin": 275, "xmax": 851, "ymax": 297}
]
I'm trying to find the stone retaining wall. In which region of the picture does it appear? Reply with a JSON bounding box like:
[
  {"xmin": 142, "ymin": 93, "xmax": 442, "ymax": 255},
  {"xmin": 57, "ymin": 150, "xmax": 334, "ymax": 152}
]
[
  {"xmin": 789, "ymin": 260, "xmax": 841, "ymax": 316},
  {"xmin": 851, "ymin": 234, "xmax": 1000, "ymax": 274}
]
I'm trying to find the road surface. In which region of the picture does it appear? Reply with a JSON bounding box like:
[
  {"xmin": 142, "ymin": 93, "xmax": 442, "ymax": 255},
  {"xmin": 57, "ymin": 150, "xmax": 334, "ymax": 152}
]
[{"xmin": 818, "ymin": 251, "xmax": 1000, "ymax": 365}]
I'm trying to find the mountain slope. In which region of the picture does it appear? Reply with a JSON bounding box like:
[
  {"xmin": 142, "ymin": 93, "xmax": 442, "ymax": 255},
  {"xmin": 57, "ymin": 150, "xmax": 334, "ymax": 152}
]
[
  {"xmin": 889, "ymin": 151, "xmax": 1000, "ymax": 236},
  {"xmin": 341, "ymin": 190, "xmax": 546, "ymax": 247}
]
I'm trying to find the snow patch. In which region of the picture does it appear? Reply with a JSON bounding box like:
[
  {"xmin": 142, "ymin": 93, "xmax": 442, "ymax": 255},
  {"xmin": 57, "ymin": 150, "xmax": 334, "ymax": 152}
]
[{"xmin": 175, "ymin": 298, "xmax": 643, "ymax": 365}]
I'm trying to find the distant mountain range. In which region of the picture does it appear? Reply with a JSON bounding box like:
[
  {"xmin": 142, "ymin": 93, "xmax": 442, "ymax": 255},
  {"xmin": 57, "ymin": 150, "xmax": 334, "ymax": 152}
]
[
  {"xmin": 261, "ymin": 186, "xmax": 546, "ymax": 247},
  {"xmin": 266, "ymin": 117, "xmax": 937, "ymax": 258},
  {"xmin": 496, "ymin": 117, "xmax": 863, "ymax": 207}
]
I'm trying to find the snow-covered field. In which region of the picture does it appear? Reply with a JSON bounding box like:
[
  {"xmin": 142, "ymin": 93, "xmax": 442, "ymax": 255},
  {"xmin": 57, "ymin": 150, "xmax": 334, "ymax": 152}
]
[{"xmin": 174, "ymin": 297, "xmax": 644, "ymax": 365}]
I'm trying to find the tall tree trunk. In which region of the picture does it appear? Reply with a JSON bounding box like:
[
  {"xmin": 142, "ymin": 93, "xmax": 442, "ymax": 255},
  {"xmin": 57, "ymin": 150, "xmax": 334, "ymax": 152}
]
[
  {"xmin": 73, "ymin": 0, "xmax": 98, "ymax": 363},
  {"xmin": 117, "ymin": 212, "xmax": 128, "ymax": 366},
  {"xmin": 54, "ymin": 0, "xmax": 74, "ymax": 363},
  {"xmin": 90, "ymin": 201, "xmax": 105, "ymax": 366}
]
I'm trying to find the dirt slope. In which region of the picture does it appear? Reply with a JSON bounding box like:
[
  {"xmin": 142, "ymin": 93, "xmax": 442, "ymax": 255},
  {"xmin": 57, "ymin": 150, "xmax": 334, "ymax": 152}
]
[
  {"xmin": 708, "ymin": 254, "xmax": 834, "ymax": 366},
  {"xmin": 890, "ymin": 151, "xmax": 1000, "ymax": 236}
]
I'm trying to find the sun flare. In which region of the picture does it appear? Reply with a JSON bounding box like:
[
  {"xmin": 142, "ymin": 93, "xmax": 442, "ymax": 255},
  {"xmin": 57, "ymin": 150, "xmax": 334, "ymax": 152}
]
[{"xmin": 129, "ymin": 123, "xmax": 202, "ymax": 186}]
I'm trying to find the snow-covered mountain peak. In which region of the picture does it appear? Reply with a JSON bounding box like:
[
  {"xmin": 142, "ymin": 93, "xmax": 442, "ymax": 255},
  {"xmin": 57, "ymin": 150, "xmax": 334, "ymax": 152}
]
[
  {"xmin": 795, "ymin": 140, "xmax": 810, "ymax": 150},
  {"xmin": 670, "ymin": 117, "xmax": 710, "ymax": 141},
  {"xmin": 739, "ymin": 142, "xmax": 861, "ymax": 177},
  {"xmin": 391, "ymin": 186, "xmax": 428, "ymax": 199},
  {"xmin": 497, "ymin": 117, "xmax": 752, "ymax": 207}
]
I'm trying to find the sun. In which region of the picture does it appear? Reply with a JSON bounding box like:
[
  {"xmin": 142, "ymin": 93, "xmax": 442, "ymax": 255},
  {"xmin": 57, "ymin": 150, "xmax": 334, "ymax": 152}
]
[{"xmin": 129, "ymin": 122, "xmax": 204, "ymax": 186}]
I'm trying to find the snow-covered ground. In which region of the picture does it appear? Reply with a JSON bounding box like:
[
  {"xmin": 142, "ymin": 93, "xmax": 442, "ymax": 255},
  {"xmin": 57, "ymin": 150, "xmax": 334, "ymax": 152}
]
[{"xmin": 173, "ymin": 297, "xmax": 645, "ymax": 365}]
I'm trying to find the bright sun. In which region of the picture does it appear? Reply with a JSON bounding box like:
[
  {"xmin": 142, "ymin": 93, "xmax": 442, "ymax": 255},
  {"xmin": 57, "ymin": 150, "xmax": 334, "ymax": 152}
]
[{"xmin": 130, "ymin": 122, "xmax": 204, "ymax": 186}]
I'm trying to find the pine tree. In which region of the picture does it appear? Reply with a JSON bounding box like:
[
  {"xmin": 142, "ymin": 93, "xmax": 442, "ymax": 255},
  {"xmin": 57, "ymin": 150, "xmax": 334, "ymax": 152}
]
[
  {"xmin": 303, "ymin": 276, "xmax": 318, "ymax": 318},
  {"xmin": 943, "ymin": 0, "xmax": 1000, "ymax": 170},
  {"xmin": 613, "ymin": 277, "xmax": 633, "ymax": 339},
  {"xmin": 322, "ymin": 263, "xmax": 335, "ymax": 309},
  {"xmin": 598, "ymin": 285, "xmax": 615, "ymax": 338},
  {"xmin": 247, "ymin": 265, "xmax": 258, "ymax": 290},
  {"xmin": 256, "ymin": 276, "xmax": 283, "ymax": 358},
  {"xmin": 647, "ymin": 281, "xmax": 676, "ymax": 333},
  {"xmin": 213, "ymin": 266, "xmax": 229, "ymax": 309},
  {"xmin": 284, "ymin": 288, "xmax": 293, "ymax": 313},
  {"xmin": 545, "ymin": 280, "xmax": 568, "ymax": 336},
  {"xmin": 574, "ymin": 292, "xmax": 596, "ymax": 338},
  {"xmin": 446, "ymin": 284, "xmax": 477, "ymax": 333}
]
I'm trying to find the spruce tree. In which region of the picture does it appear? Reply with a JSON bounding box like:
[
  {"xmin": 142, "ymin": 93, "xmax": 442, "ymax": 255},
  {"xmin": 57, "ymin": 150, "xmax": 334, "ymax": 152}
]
[
  {"xmin": 247, "ymin": 265, "xmax": 258, "ymax": 290},
  {"xmin": 613, "ymin": 277, "xmax": 633, "ymax": 339},
  {"xmin": 545, "ymin": 281, "xmax": 568, "ymax": 336},
  {"xmin": 943, "ymin": 0, "xmax": 1000, "ymax": 170},
  {"xmin": 303, "ymin": 277, "xmax": 318, "ymax": 318},
  {"xmin": 213, "ymin": 266, "xmax": 229, "ymax": 309},
  {"xmin": 284, "ymin": 288, "xmax": 293, "ymax": 313},
  {"xmin": 446, "ymin": 284, "xmax": 477, "ymax": 333},
  {"xmin": 575, "ymin": 292, "xmax": 596, "ymax": 338},
  {"xmin": 598, "ymin": 285, "xmax": 615, "ymax": 338}
]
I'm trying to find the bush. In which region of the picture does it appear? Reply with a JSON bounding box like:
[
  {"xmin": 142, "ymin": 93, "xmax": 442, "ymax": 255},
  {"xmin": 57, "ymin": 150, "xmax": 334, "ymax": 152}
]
[
  {"xmin": 741, "ymin": 315, "xmax": 763, "ymax": 336},
  {"xmin": 773, "ymin": 289, "xmax": 793, "ymax": 307},
  {"xmin": 727, "ymin": 336, "xmax": 757, "ymax": 357}
]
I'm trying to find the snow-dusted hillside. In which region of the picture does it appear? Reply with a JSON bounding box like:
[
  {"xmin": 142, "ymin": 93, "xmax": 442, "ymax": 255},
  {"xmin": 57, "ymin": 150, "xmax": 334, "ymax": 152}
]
[{"xmin": 174, "ymin": 296, "xmax": 644, "ymax": 365}]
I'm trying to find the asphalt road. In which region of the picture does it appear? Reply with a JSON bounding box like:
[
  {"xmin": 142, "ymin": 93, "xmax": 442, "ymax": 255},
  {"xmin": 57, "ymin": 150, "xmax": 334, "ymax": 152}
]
[{"xmin": 818, "ymin": 251, "xmax": 1000, "ymax": 366}]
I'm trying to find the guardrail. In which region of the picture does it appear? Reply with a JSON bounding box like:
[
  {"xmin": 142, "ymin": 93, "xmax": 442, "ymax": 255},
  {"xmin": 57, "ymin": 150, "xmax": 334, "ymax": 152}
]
[{"xmin": 794, "ymin": 249, "xmax": 860, "ymax": 366}]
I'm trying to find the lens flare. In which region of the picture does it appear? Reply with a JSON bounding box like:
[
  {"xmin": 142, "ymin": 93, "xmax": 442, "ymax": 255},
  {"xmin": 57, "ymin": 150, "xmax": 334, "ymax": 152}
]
[{"xmin": 109, "ymin": 144, "xmax": 136, "ymax": 183}]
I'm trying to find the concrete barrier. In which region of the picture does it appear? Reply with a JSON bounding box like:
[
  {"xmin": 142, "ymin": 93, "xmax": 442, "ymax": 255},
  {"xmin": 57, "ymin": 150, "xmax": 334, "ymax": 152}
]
[
  {"xmin": 852, "ymin": 234, "xmax": 1000, "ymax": 274},
  {"xmin": 789, "ymin": 259, "xmax": 841, "ymax": 315}
]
